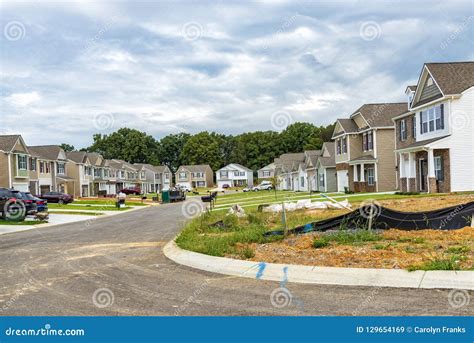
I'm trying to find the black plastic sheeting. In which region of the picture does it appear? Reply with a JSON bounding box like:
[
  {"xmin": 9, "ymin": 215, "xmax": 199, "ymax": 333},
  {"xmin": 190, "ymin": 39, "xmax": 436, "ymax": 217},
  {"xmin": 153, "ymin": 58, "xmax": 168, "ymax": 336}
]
[{"xmin": 264, "ymin": 201, "xmax": 474, "ymax": 236}]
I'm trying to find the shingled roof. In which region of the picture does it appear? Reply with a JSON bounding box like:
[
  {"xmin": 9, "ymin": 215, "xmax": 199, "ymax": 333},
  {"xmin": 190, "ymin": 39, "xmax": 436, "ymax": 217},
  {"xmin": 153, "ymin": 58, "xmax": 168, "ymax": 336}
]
[
  {"xmin": 179, "ymin": 164, "xmax": 211, "ymax": 173},
  {"xmin": 0, "ymin": 135, "xmax": 24, "ymax": 153},
  {"xmin": 352, "ymin": 103, "xmax": 408, "ymax": 127},
  {"xmin": 28, "ymin": 145, "xmax": 65, "ymax": 161},
  {"xmin": 425, "ymin": 62, "xmax": 474, "ymax": 95},
  {"xmin": 66, "ymin": 151, "xmax": 88, "ymax": 164}
]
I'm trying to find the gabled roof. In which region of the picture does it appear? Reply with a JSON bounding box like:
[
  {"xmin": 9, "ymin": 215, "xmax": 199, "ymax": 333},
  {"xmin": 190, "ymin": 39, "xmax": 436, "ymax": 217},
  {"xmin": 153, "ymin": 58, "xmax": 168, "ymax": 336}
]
[
  {"xmin": 0, "ymin": 135, "xmax": 27, "ymax": 153},
  {"xmin": 279, "ymin": 152, "xmax": 305, "ymax": 162},
  {"xmin": 178, "ymin": 164, "xmax": 212, "ymax": 173},
  {"xmin": 406, "ymin": 85, "xmax": 417, "ymax": 92},
  {"xmin": 112, "ymin": 159, "xmax": 139, "ymax": 171},
  {"xmin": 258, "ymin": 162, "xmax": 275, "ymax": 171},
  {"xmin": 134, "ymin": 163, "xmax": 170, "ymax": 173},
  {"xmin": 218, "ymin": 163, "xmax": 253, "ymax": 172},
  {"xmin": 28, "ymin": 145, "xmax": 66, "ymax": 161},
  {"xmin": 316, "ymin": 142, "xmax": 335, "ymax": 167},
  {"xmin": 351, "ymin": 103, "xmax": 407, "ymax": 128},
  {"xmin": 425, "ymin": 62, "xmax": 474, "ymax": 95},
  {"xmin": 66, "ymin": 151, "xmax": 88, "ymax": 164},
  {"xmin": 335, "ymin": 119, "xmax": 358, "ymax": 135},
  {"xmin": 86, "ymin": 152, "xmax": 103, "ymax": 165}
]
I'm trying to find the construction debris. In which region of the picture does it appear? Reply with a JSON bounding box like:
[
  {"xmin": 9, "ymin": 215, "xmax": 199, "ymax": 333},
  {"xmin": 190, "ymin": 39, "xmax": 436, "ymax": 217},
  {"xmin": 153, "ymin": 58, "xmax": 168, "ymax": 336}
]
[{"xmin": 261, "ymin": 199, "xmax": 351, "ymax": 213}]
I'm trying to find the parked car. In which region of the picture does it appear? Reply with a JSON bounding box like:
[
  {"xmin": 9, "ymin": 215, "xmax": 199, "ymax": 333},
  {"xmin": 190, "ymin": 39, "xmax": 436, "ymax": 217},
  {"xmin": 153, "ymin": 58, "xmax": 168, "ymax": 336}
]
[
  {"xmin": 18, "ymin": 192, "xmax": 38, "ymax": 215},
  {"xmin": 176, "ymin": 184, "xmax": 192, "ymax": 192},
  {"xmin": 252, "ymin": 181, "xmax": 273, "ymax": 191},
  {"xmin": 0, "ymin": 188, "xmax": 27, "ymax": 220},
  {"xmin": 222, "ymin": 184, "xmax": 230, "ymax": 189},
  {"xmin": 39, "ymin": 191, "xmax": 74, "ymax": 204},
  {"xmin": 242, "ymin": 187, "xmax": 251, "ymax": 192},
  {"xmin": 32, "ymin": 195, "xmax": 48, "ymax": 212},
  {"xmin": 119, "ymin": 187, "xmax": 142, "ymax": 195}
]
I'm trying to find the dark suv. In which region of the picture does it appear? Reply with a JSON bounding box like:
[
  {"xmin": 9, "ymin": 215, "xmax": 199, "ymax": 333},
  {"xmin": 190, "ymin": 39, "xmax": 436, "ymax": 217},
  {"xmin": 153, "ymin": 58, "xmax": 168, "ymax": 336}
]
[
  {"xmin": 19, "ymin": 192, "xmax": 39, "ymax": 214},
  {"xmin": 119, "ymin": 187, "xmax": 142, "ymax": 195},
  {"xmin": 0, "ymin": 188, "xmax": 27, "ymax": 220},
  {"xmin": 39, "ymin": 191, "xmax": 74, "ymax": 204}
]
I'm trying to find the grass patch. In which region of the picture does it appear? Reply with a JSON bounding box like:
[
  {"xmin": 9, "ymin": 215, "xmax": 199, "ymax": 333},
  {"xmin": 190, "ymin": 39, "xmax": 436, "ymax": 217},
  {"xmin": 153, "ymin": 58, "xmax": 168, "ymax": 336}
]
[
  {"xmin": 48, "ymin": 204, "xmax": 132, "ymax": 211},
  {"xmin": 321, "ymin": 230, "xmax": 381, "ymax": 245},
  {"xmin": 75, "ymin": 199, "xmax": 148, "ymax": 206},
  {"xmin": 48, "ymin": 211, "xmax": 104, "ymax": 216},
  {"xmin": 408, "ymin": 255, "xmax": 463, "ymax": 271},
  {"xmin": 0, "ymin": 220, "xmax": 48, "ymax": 225},
  {"xmin": 446, "ymin": 245, "xmax": 470, "ymax": 254},
  {"xmin": 313, "ymin": 238, "xmax": 329, "ymax": 249}
]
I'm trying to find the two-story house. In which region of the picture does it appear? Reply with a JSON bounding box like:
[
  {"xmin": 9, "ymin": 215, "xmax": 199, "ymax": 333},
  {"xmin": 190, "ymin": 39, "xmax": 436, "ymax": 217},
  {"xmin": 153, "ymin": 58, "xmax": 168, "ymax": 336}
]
[
  {"xmin": 28, "ymin": 145, "xmax": 70, "ymax": 194},
  {"xmin": 275, "ymin": 153, "xmax": 305, "ymax": 191},
  {"xmin": 111, "ymin": 159, "xmax": 140, "ymax": 191},
  {"xmin": 303, "ymin": 150, "xmax": 321, "ymax": 192},
  {"xmin": 393, "ymin": 62, "xmax": 474, "ymax": 193},
  {"xmin": 0, "ymin": 135, "xmax": 30, "ymax": 191},
  {"xmin": 175, "ymin": 165, "xmax": 214, "ymax": 188},
  {"xmin": 216, "ymin": 163, "xmax": 254, "ymax": 188},
  {"xmin": 257, "ymin": 163, "xmax": 276, "ymax": 182},
  {"xmin": 332, "ymin": 103, "xmax": 407, "ymax": 193},
  {"xmin": 133, "ymin": 164, "xmax": 172, "ymax": 193},
  {"xmin": 314, "ymin": 142, "xmax": 337, "ymax": 193},
  {"xmin": 66, "ymin": 151, "xmax": 93, "ymax": 197}
]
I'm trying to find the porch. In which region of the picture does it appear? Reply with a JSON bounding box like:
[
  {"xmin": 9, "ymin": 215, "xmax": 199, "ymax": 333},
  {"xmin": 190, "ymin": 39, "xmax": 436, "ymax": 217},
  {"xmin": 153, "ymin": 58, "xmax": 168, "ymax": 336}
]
[{"xmin": 348, "ymin": 156, "xmax": 377, "ymax": 193}]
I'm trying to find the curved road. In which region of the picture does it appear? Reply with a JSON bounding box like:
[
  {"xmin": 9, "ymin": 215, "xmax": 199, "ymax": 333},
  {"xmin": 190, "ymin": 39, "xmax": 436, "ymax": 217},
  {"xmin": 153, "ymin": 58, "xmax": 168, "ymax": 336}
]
[{"xmin": 0, "ymin": 202, "xmax": 471, "ymax": 316}]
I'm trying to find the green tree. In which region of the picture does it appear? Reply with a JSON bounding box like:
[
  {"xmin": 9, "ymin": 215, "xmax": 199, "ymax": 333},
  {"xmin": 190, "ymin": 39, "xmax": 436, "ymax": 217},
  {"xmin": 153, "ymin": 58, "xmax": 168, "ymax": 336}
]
[
  {"xmin": 180, "ymin": 132, "xmax": 225, "ymax": 171},
  {"xmin": 157, "ymin": 133, "xmax": 191, "ymax": 173},
  {"xmin": 59, "ymin": 143, "xmax": 75, "ymax": 152},
  {"xmin": 279, "ymin": 122, "xmax": 324, "ymax": 152},
  {"xmin": 87, "ymin": 128, "xmax": 160, "ymax": 164}
]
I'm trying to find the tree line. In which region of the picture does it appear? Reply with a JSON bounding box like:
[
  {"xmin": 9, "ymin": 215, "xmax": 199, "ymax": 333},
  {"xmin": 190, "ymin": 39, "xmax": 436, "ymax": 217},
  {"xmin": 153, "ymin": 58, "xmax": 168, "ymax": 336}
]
[{"xmin": 62, "ymin": 122, "xmax": 334, "ymax": 173}]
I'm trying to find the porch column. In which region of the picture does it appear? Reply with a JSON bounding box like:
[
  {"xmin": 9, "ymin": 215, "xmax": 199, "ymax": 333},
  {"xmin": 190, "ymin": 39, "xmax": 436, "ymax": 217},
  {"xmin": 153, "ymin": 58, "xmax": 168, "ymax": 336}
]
[
  {"xmin": 408, "ymin": 152, "xmax": 415, "ymax": 192},
  {"xmin": 360, "ymin": 163, "xmax": 365, "ymax": 182},
  {"xmin": 353, "ymin": 164, "xmax": 358, "ymax": 182},
  {"xmin": 427, "ymin": 149, "xmax": 435, "ymax": 178},
  {"xmin": 399, "ymin": 153, "xmax": 405, "ymax": 178}
]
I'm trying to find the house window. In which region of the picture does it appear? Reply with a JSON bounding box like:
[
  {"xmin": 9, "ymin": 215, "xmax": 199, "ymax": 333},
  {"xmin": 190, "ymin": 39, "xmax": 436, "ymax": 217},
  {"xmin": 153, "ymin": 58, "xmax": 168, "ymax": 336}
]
[
  {"xmin": 300, "ymin": 177, "xmax": 304, "ymax": 187},
  {"xmin": 367, "ymin": 168, "xmax": 375, "ymax": 186},
  {"xmin": 141, "ymin": 171, "xmax": 146, "ymax": 179},
  {"xmin": 39, "ymin": 161, "xmax": 45, "ymax": 173},
  {"xmin": 434, "ymin": 156, "xmax": 444, "ymax": 181},
  {"xmin": 336, "ymin": 139, "xmax": 341, "ymax": 155},
  {"xmin": 341, "ymin": 137, "xmax": 347, "ymax": 154},
  {"xmin": 29, "ymin": 157, "xmax": 37, "ymax": 171},
  {"xmin": 94, "ymin": 168, "xmax": 101, "ymax": 177},
  {"xmin": 367, "ymin": 131, "xmax": 373, "ymax": 150},
  {"xmin": 362, "ymin": 133, "xmax": 367, "ymax": 151},
  {"xmin": 120, "ymin": 171, "xmax": 125, "ymax": 178},
  {"xmin": 319, "ymin": 173, "xmax": 325, "ymax": 187},
  {"xmin": 400, "ymin": 120, "xmax": 407, "ymax": 141},
  {"xmin": 234, "ymin": 171, "xmax": 244, "ymax": 177},
  {"xmin": 193, "ymin": 172, "xmax": 204, "ymax": 178},
  {"xmin": 45, "ymin": 162, "xmax": 50, "ymax": 173},
  {"xmin": 165, "ymin": 173, "xmax": 170, "ymax": 180},
  {"xmin": 57, "ymin": 162, "xmax": 65, "ymax": 175},
  {"xmin": 412, "ymin": 116, "xmax": 417, "ymax": 138},
  {"xmin": 17, "ymin": 155, "xmax": 28, "ymax": 170},
  {"xmin": 262, "ymin": 171, "xmax": 271, "ymax": 177},
  {"xmin": 420, "ymin": 104, "xmax": 444, "ymax": 134},
  {"xmin": 220, "ymin": 171, "xmax": 228, "ymax": 178},
  {"xmin": 179, "ymin": 172, "xmax": 187, "ymax": 180}
]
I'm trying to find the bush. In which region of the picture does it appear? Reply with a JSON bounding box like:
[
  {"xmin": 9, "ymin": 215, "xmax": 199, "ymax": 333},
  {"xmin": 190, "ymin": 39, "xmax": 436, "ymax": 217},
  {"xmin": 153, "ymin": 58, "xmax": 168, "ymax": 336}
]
[
  {"xmin": 408, "ymin": 255, "xmax": 462, "ymax": 271},
  {"xmin": 223, "ymin": 214, "xmax": 239, "ymax": 228},
  {"xmin": 239, "ymin": 246, "xmax": 255, "ymax": 259},
  {"xmin": 313, "ymin": 238, "xmax": 329, "ymax": 248}
]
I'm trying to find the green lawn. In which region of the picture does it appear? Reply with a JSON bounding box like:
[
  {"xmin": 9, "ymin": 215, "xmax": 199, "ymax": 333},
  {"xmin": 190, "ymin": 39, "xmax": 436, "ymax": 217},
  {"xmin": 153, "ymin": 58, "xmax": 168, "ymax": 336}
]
[
  {"xmin": 75, "ymin": 199, "xmax": 148, "ymax": 206},
  {"xmin": 0, "ymin": 220, "xmax": 49, "ymax": 225},
  {"xmin": 48, "ymin": 203, "xmax": 132, "ymax": 211},
  {"xmin": 48, "ymin": 211, "xmax": 104, "ymax": 216}
]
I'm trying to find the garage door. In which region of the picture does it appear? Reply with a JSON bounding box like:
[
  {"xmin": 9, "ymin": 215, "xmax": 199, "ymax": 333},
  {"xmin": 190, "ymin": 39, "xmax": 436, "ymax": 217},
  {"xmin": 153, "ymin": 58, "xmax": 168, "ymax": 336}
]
[
  {"xmin": 337, "ymin": 170, "xmax": 349, "ymax": 192},
  {"xmin": 12, "ymin": 183, "xmax": 29, "ymax": 192}
]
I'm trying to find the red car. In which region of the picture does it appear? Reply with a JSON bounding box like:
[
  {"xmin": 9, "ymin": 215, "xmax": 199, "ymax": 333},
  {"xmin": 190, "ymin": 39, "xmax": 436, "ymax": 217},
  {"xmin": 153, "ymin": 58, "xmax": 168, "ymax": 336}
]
[
  {"xmin": 119, "ymin": 187, "xmax": 142, "ymax": 195},
  {"xmin": 39, "ymin": 191, "xmax": 74, "ymax": 204}
]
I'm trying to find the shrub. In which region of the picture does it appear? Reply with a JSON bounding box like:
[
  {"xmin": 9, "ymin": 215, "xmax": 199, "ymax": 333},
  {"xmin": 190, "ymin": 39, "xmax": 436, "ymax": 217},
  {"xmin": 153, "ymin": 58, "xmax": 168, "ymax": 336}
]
[
  {"xmin": 313, "ymin": 238, "xmax": 329, "ymax": 249},
  {"xmin": 239, "ymin": 246, "xmax": 255, "ymax": 259}
]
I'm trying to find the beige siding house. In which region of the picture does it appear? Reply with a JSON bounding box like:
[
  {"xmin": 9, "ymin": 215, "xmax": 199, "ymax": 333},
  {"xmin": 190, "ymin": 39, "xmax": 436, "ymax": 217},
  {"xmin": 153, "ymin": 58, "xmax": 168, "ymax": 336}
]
[
  {"xmin": 0, "ymin": 135, "xmax": 30, "ymax": 191},
  {"xmin": 175, "ymin": 165, "xmax": 214, "ymax": 188},
  {"xmin": 332, "ymin": 103, "xmax": 407, "ymax": 193}
]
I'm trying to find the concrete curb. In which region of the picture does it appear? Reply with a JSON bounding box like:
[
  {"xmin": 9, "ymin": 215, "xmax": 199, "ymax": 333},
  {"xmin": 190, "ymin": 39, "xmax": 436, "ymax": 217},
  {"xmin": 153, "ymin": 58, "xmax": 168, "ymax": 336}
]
[{"xmin": 164, "ymin": 240, "xmax": 474, "ymax": 290}]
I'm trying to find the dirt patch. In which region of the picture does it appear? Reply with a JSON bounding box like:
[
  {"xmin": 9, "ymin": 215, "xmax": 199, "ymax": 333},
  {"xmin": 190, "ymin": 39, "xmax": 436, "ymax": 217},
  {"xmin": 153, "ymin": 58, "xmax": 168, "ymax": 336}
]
[{"xmin": 250, "ymin": 227, "xmax": 474, "ymax": 269}]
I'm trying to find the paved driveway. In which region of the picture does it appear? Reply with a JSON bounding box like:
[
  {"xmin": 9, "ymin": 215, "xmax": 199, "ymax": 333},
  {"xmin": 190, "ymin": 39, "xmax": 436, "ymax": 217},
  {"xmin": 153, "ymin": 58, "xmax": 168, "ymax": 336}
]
[{"xmin": 0, "ymin": 201, "xmax": 471, "ymax": 316}]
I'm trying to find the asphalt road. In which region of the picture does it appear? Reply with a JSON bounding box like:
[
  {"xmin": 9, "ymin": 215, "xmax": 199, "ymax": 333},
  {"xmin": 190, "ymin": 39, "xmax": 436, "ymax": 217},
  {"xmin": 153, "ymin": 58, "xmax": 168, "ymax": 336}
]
[{"xmin": 0, "ymin": 202, "xmax": 472, "ymax": 316}]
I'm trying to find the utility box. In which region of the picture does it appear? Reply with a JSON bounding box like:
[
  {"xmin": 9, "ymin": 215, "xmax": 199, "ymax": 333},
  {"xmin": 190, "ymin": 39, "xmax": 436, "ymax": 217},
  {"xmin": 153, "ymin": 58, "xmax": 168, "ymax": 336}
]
[{"xmin": 161, "ymin": 190, "xmax": 170, "ymax": 203}]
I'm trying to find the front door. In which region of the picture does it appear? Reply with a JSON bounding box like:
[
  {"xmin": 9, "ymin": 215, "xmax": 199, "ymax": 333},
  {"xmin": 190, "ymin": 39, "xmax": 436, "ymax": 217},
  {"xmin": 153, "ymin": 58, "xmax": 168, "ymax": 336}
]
[
  {"xmin": 419, "ymin": 159, "xmax": 427, "ymax": 192},
  {"xmin": 337, "ymin": 170, "xmax": 348, "ymax": 192}
]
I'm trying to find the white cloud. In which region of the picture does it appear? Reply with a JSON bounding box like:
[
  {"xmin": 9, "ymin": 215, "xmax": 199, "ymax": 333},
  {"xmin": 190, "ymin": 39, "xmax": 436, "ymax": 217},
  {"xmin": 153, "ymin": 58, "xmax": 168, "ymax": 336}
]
[{"xmin": 5, "ymin": 91, "xmax": 41, "ymax": 107}]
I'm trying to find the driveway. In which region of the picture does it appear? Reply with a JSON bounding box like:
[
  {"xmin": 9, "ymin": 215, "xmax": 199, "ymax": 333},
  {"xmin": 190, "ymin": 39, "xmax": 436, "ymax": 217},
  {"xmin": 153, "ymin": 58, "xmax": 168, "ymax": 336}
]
[{"xmin": 0, "ymin": 201, "xmax": 471, "ymax": 316}]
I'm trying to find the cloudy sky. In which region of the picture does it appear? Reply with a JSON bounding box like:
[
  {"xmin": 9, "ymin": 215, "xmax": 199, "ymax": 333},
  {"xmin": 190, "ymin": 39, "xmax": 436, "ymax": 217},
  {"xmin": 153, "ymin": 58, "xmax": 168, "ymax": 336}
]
[{"xmin": 1, "ymin": 0, "xmax": 472, "ymax": 148}]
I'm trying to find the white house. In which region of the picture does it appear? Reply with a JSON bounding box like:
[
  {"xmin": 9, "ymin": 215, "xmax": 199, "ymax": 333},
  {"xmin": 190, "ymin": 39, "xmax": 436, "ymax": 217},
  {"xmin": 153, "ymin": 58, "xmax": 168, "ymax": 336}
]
[
  {"xmin": 216, "ymin": 163, "xmax": 253, "ymax": 188},
  {"xmin": 393, "ymin": 62, "xmax": 474, "ymax": 193}
]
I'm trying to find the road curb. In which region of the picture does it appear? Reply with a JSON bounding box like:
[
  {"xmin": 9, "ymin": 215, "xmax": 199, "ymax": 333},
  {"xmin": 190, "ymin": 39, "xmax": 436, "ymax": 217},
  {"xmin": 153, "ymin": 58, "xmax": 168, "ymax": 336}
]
[{"xmin": 164, "ymin": 240, "xmax": 474, "ymax": 290}]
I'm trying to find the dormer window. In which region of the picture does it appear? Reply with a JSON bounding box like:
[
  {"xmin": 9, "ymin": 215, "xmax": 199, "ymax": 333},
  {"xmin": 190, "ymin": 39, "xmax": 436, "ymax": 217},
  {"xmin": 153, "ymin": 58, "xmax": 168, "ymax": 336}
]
[{"xmin": 426, "ymin": 76, "xmax": 434, "ymax": 87}]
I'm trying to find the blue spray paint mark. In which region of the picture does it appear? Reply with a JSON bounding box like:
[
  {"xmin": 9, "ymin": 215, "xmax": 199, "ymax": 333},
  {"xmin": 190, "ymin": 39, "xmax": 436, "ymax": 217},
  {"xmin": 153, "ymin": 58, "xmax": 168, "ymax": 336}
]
[
  {"xmin": 279, "ymin": 266, "xmax": 289, "ymax": 288},
  {"xmin": 256, "ymin": 262, "xmax": 266, "ymax": 279}
]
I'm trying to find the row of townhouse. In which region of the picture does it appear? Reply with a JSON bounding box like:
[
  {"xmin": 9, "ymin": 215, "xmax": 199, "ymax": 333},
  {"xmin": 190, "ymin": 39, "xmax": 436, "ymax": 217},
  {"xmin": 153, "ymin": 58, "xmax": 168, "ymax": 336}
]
[
  {"xmin": 175, "ymin": 164, "xmax": 255, "ymax": 189},
  {"xmin": 271, "ymin": 61, "xmax": 474, "ymax": 194},
  {"xmin": 0, "ymin": 137, "xmax": 172, "ymax": 197}
]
